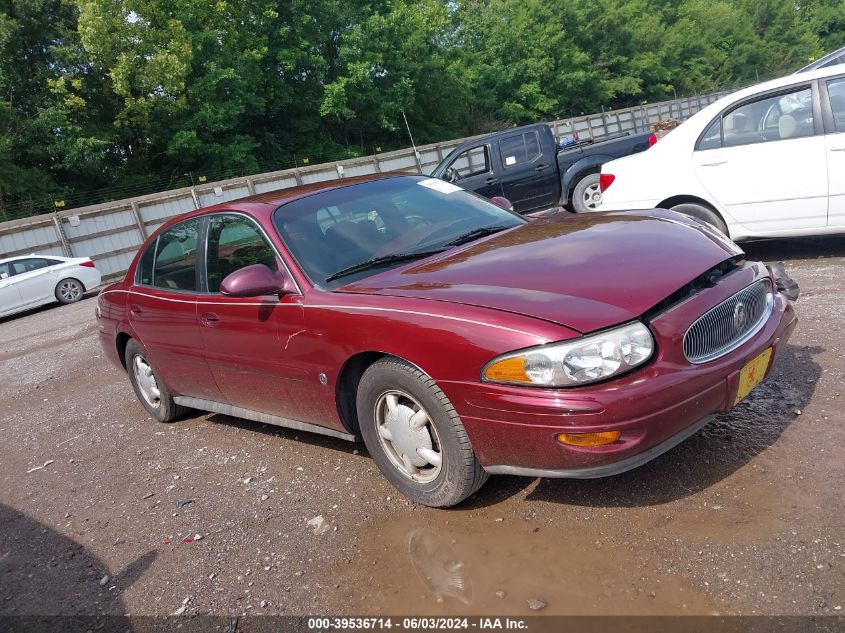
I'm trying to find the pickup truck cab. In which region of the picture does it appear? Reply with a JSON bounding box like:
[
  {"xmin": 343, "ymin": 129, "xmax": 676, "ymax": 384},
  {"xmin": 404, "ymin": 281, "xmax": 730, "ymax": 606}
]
[{"xmin": 430, "ymin": 123, "xmax": 654, "ymax": 214}]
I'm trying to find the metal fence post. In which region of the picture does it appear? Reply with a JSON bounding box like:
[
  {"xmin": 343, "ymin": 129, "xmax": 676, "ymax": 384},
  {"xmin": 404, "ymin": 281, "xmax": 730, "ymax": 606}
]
[
  {"xmin": 52, "ymin": 213, "xmax": 73, "ymax": 257},
  {"xmin": 129, "ymin": 201, "xmax": 148, "ymax": 239}
]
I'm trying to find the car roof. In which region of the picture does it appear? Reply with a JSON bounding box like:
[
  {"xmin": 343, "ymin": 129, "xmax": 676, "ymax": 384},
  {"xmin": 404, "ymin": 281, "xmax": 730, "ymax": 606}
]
[
  {"xmin": 646, "ymin": 64, "xmax": 845, "ymax": 149},
  {"xmin": 729, "ymin": 63, "xmax": 845, "ymax": 101},
  {"xmin": 219, "ymin": 172, "xmax": 406, "ymax": 209},
  {"xmin": 149, "ymin": 172, "xmax": 415, "ymax": 232},
  {"xmin": 0, "ymin": 254, "xmax": 66, "ymax": 265},
  {"xmin": 797, "ymin": 46, "xmax": 845, "ymax": 73}
]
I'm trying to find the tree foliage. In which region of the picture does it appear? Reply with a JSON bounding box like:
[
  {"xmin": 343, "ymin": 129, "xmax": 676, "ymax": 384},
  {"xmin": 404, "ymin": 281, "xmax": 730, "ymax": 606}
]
[{"xmin": 0, "ymin": 0, "xmax": 840, "ymax": 216}]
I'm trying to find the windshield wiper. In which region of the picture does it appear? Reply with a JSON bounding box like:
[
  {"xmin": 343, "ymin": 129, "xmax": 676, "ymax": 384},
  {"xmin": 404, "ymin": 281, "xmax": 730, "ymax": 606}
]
[
  {"xmin": 325, "ymin": 249, "xmax": 447, "ymax": 282},
  {"xmin": 444, "ymin": 224, "xmax": 511, "ymax": 247}
]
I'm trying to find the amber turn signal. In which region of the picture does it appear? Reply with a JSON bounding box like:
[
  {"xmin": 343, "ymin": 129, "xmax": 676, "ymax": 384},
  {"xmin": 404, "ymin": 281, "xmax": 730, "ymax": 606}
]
[
  {"xmin": 483, "ymin": 356, "xmax": 531, "ymax": 383},
  {"xmin": 556, "ymin": 431, "xmax": 622, "ymax": 447}
]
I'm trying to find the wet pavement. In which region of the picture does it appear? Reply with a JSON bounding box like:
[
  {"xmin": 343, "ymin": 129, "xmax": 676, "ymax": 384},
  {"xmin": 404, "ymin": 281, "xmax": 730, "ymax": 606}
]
[{"xmin": 0, "ymin": 236, "xmax": 843, "ymax": 618}]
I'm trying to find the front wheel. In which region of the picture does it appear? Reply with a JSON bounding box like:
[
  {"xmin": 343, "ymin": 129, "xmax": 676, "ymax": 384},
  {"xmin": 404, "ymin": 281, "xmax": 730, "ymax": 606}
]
[
  {"xmin": 357, "ymin": 358, "xmax": 488, "ymax": 507},
  {"xmin": 571, "ymin": 173, "xmax": 602, "ymax": 213}
]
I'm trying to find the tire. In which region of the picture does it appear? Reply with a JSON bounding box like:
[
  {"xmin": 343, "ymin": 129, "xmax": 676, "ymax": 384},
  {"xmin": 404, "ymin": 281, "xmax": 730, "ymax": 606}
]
[
  {"xmin": 356, "ymin": 358, "xmax": 488, "ymax": 507},
  {"xmin": 55, "ymin": 278, "xmax": 84, "ymax": 304},
  {"xmin": 571, "ymin": 173, "xmax": 602, "ymax": 213},
  {"xmin": 124, "ymin": 339, "xmax": 186, "ymax": 422},
  {"xmin": 670, "ymin": 202, "xmax": 729, "ymax": 236}
]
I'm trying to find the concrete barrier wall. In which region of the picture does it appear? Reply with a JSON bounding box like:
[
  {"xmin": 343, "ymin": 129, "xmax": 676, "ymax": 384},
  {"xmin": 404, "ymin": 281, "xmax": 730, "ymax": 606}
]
[{"xmin": 0, "ymin": 91, "xmax": 729, "ymax": 280}]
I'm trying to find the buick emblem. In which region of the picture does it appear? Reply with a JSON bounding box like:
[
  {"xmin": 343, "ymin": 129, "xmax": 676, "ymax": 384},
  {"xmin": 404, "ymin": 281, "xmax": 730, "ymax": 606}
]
[{"xmin": 733, "ymin": 302, "xmax": 749, "ymax": 330}]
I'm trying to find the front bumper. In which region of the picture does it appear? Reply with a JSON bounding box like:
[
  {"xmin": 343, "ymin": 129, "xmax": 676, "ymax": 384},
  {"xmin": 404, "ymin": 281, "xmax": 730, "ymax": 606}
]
[{"xmin": 439, "ymin": 265, "xmax": 797, "ymax": 477}]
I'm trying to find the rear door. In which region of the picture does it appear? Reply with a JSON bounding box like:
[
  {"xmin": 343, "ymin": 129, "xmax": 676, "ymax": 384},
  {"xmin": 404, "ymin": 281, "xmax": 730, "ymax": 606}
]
[
  {"xmin": 822, "ymin": 75, "xmax": 845, "ymax": 227},
  {"xmin": 692, "ymin": 83, "xmax": 828, "ymax": 233},
  {"xmin": 128, "ymin": 217, "xmax": 220, "ymax": 400},
  {"xmin": 441, "ymin": 144, "xmax": 503, "ymax": 199},
  {"xmin": 498, "ymin": 129, "xmax": 558, "ymax": 212}
]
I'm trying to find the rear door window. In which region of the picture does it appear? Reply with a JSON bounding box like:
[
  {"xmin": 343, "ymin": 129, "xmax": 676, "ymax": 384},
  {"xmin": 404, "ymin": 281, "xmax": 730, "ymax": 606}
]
[
  {"xmin": 499, "ymin": 131, "xmax": 542, "ymax": 167},
  {"xmin": 722, "ymin": 87, "xmax": 814, "ymax": 147},
  {"xmin": 827, "ymin": 77, "xmax": 845, "ymax": 132},
  {"xmin": 142, "ymin": 218, "xmax": 200, "ymax": 291}
]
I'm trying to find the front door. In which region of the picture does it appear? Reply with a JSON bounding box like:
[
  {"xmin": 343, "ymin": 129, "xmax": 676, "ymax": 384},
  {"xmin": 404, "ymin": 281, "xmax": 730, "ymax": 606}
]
[
  {"xmin": 198, "ymin": 213, "xmax": 318, "ymax": 423},
  {"xmin": 692, "ymin": 84, "xmax": 828, "ymax": 233},
  {"xmin": 8, "ymin": 258, "xmax": 57, "ymax": 306},
  {"xmin": 128, "ymin": 217, "xmax": 219, "ymax": 400},
  {"xmin": 0, "ymin": 262, "xmax": 22, "ymax": 317},
  {"xmin": 442, "ymin": 145, "xmax": 503, "ymax": 199},
  {"xmin": 824, "ymin": 76, "xmax": 845, "ymax": 227}
]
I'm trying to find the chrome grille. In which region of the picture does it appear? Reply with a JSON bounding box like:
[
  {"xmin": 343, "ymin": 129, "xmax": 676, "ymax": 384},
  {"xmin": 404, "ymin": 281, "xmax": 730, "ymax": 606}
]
[{"xmin": 683, "ymin": 280, "xmax": 773, "ymax": 363}]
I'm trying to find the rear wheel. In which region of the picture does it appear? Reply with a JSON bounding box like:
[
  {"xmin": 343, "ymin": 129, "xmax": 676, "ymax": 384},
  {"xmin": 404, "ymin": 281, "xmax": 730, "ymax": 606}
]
[
  {"xmin": 124, "ymin": 339, "xmax": 186, "ymax": 422},
  {"xmin": 571, "ymin": 173, "xmax": 602, "ymax": 213},
  {"xmin": 55, "ymin": 278, "xmax": 84, "ymax": 304},
  {"xmin": 357, "ymin": 358, "xmax": 488, "ymax": 507},
  {"xmin": 670, "ymin": 202, "xmax": 729, "ymax": 235}
]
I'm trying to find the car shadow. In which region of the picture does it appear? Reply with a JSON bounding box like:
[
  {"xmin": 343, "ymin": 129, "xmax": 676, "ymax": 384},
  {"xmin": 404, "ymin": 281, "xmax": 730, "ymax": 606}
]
[
  {"xmin": 471, "ymin": 343, "xmax": 821, "ymax": 508},
  {"xmin": 0, "ymin": 503, "xmax": 155, "ymax": 617},
  {"xmin": 0, "ymin": 291, "xmax": 98, "ymax": 323},
  {"xmin": 741, "ymin": 235, "xmax": 845, "ymax": 262},
  {"xmin": 204, "ymin": 413, "xmax": 364, "ymax": 457}
]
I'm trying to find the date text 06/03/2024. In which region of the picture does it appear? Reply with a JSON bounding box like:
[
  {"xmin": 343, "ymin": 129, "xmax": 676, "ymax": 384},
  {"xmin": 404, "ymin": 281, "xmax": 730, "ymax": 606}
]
[{"xmin": 306, "ymin": 617, "xmax": 529, "ymax": 630}]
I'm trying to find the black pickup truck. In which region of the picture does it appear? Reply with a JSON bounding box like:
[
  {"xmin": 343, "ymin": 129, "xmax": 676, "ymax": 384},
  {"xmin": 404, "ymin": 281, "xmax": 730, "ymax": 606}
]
[{"xmin": 430, "ymin": 123, "xmax": 654, "ymax": 214}]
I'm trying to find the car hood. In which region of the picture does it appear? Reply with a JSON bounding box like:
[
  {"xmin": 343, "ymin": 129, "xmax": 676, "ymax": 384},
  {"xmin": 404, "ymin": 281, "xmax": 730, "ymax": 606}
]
[{"xmin": 338, "ymin": 210, "xmax": 743, "ymax": 333}]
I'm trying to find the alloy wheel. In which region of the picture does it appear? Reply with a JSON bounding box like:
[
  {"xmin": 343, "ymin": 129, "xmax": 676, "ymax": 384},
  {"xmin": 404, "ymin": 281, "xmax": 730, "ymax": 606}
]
[
  {"xmin": 59, "ymin": 280, "xmax": 82, "ymax": 302},
  {"xmin": 582, "ymin": 183, "xmax": 602, "ymax": 210}
]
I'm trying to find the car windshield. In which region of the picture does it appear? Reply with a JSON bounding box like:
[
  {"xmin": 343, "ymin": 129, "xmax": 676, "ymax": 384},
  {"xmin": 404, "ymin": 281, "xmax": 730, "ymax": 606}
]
[
  {"xmin": 430, "ymin": 151, "xmax": 456, "ymax": 177},
  {"xmin": 272, "ymin": 176, "xmax": 524, "ymax": 288}
]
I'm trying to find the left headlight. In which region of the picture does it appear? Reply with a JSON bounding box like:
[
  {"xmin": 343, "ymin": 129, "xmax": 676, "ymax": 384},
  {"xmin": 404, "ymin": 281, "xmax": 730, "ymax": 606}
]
[{"xmin": 482, "ymin": 321, "xmax": 654, "ymax": 387}]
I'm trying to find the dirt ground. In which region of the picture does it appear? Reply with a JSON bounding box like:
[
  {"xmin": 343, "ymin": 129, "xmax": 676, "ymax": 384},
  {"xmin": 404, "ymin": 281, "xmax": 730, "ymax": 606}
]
[{"xmin": 0, "ymin": 236, "xmax": 843, "ymax": 619}]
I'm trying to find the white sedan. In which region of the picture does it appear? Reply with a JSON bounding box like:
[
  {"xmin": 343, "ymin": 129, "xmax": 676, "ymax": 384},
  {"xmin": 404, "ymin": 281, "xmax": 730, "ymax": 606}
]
[
  {"xmin": 598, "ymin": 65, "xmax": 845, "ymax": 241},
  {"xmin": 0, "ymin": 255, "xmax": 102, "ymax": 318}
]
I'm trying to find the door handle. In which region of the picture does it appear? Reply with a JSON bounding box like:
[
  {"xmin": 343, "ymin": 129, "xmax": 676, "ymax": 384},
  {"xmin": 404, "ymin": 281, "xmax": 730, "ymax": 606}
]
[
  {"xmin": 485, "ymin": 177, "xmax": 497, "ymax": 185},
  {"xmin": 535, "ymin": 164, "xmax": 548, "ymax": 172},
  {"xmin": 129, "ymin": 304, "xmax": 142, "ymax": 316},
  {"xmin": 830, "ymin": 146, "xmax": 845, "ymax": 152},
  {"xmin": 200, "ymin": 312, "xmax": 220, "ymax": 327},
  {"xmin": 700, "ymin": 160, "xmax": 727, "ymax": 167}
]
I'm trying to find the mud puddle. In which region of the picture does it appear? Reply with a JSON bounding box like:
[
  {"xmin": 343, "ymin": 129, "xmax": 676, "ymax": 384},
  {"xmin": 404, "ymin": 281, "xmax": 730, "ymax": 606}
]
[{"xmin": 326, "ymin": 511, "xmax": 723, "ymax": 615}]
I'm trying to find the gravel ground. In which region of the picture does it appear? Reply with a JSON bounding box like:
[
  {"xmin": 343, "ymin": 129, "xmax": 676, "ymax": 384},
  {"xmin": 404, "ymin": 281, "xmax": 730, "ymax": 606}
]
[{"xmin": 0, "ymin": 236, "xmax": 843, "ymax": 618}]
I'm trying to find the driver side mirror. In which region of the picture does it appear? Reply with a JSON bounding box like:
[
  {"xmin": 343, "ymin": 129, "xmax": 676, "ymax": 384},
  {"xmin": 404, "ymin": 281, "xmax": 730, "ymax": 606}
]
[
  {"xmin": 489, "ymin": 196, "xmax": 514, "ymax": 212},
  {"xmin": 220, "ymin": 264, "xmax": 295, "ymax": 297}
]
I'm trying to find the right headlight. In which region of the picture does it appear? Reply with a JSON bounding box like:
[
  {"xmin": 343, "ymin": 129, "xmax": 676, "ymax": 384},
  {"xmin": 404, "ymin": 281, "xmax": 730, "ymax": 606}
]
[{"xmin": 482, "ymin": 321, "xmax": 654, "ymax": 387}]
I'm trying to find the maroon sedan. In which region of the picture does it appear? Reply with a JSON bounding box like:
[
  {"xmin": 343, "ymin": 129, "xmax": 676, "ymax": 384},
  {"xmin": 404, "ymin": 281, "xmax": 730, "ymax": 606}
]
[{"xmin": 96, "ymin": 174, "xmax": 796, "ymax": 507}]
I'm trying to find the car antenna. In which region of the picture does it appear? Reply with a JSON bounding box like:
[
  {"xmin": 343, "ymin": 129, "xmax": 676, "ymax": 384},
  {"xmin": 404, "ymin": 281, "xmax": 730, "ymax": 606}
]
[{"xmin": 401, "ymin": 109, "xmax": 424, "ymax": 173}]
